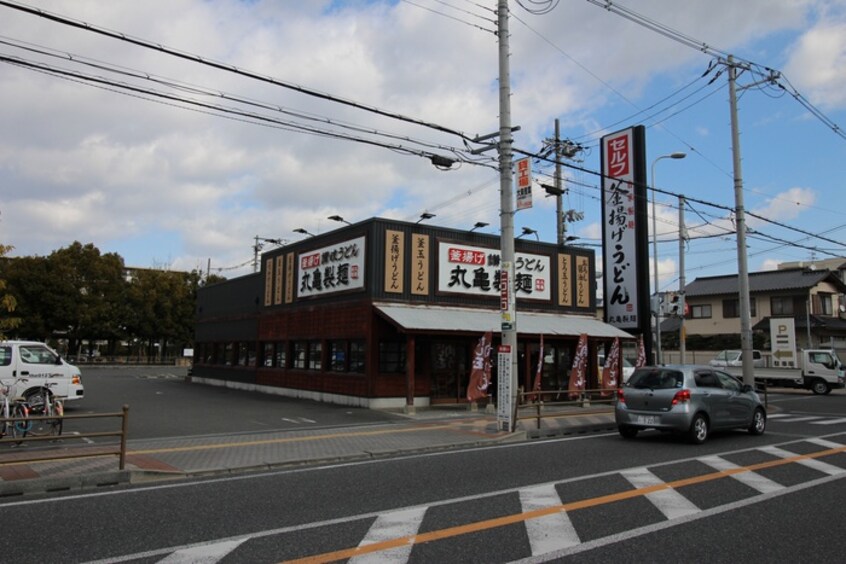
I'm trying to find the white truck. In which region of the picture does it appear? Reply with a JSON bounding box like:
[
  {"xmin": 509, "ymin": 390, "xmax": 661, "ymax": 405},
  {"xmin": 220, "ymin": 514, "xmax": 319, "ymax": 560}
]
[
  {"xmin": 0, "ymin": 341, "xmax": 84, "ymax": 404},
  {"xmin": 725, "ymin": 348, "xmax": 845, "ymax": 395}
]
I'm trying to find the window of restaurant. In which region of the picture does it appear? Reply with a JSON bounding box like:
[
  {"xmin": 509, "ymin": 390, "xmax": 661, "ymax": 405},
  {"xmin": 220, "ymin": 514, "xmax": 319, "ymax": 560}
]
[
  {"xmin": 275, "ymin": 341, "xmax": 287, "ymax": 369},
  {"xmin": 350, "ymin": 340, "xmax": 366, "ymax": 373},
  {"xmin": 329, "ymin": 341, "xmax": 346, "ymax": 372},
  {"xmin": 379, "ymin": 341, "xmax": 406, "ymax": 373},
  {"xmin": 262, "ymin": 342, "xmax": 274, "ymax": 367},
  {"xmin": 293, "ymin": 342, "xmax": 307, "ymax": 369},
  {"xmin": 308, "ymin": 340, "xmax": 322, "ymax": 370}
]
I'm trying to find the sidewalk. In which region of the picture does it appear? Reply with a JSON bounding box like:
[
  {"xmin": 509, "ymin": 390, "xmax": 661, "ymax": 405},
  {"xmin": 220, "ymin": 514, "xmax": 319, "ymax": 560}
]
[{"xmin": 0, "ymin": 404, "xmax": 616, "ymax": 497}]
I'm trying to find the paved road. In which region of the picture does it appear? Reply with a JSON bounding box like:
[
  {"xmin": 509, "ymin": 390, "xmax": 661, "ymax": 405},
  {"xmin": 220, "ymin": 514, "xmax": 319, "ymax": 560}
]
[
  {"xmin": 64, "ymin": 366, "xmax": 406, "ymax": 440},
  {"xmin": 3, "ymin": 425, "xmax": 846, "ymax": 562},
  {"xmin": 2, "ymin": 387, "xmax": 844, "ymax": 563}
]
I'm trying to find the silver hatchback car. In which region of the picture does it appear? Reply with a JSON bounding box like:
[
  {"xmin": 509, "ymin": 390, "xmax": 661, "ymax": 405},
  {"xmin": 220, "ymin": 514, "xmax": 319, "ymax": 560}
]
[{"xmin": 615, "ymin": 365, "xmax": 766, "ymax": 444}]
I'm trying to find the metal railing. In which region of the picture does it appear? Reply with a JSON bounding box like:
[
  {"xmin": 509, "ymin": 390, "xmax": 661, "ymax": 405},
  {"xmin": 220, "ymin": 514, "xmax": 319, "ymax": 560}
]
[
  {"xmin": 516, "ymin": 388, "xmax": 618, "ymax": 430},
  {"xmin": 0, "ymin": 405, "xmax": 130, "ymax": 470}
]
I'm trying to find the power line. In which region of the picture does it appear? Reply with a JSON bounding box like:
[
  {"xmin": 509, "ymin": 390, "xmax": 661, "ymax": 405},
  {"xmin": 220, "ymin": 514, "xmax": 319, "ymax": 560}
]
[{"xmin": 0, "ymin": 0, "xmax": 481, "ymax": 144}]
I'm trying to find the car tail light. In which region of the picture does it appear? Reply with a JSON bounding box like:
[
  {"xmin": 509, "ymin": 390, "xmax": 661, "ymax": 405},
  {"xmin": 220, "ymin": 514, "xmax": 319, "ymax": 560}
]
[
  {"xmin": 616, "ymin": 388, "xmax": 625, "ymax": 404},
  {"xmin": 672, "ymin": 389, "xmax": 691, "ymax": 405},
  {"xmin": 72, "ymin": 374, "xmax": 81, "ymax": 384}
]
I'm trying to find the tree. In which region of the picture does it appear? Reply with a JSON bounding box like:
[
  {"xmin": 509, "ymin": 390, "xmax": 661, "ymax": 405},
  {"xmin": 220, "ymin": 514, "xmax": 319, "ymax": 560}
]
[
  {"xmin": 0, "ymin": 244, "xmax": 21, "ymax": 339},
  {"xmin": 47, "ymin": 242, "xmax": 127, "ymax": 355}
]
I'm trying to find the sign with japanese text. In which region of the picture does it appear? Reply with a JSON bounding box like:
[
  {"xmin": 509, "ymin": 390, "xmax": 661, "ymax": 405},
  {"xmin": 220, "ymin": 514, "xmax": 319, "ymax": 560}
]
[
  {"xmin": 297, "ymin": 236, "xmax": 365, "ymax": 298},
  {"xmin": 285, "ymin": 252, "xmax": 294, "ymax": 304},
  {"xmin": 601, "ymin": 126, "xmax": 647, "ymax": 330},
  {"xmin": 274, "ymin": 256, "xmax": 284, "ymax": 304},
  {"xmin": 384, "ymin": 230, "xmax": 404, "ymax": 294},
  {"xmin": 515, "ymin": 157, "xmax": 533, "ymax": 210},
  {"xmin": 558, "ymin": 253, "xmax": 572, "ymax": 307},
  {"xmin": 411, "ymin": 234, "xmax": 430, "ymax": 296},
  {"xmin": 437, "ymin": 241, "xmax": 550, "ymax": 301},
  {"xmin": 264, "ymin": 258, "xmax": 273, "ymax": 306},
  {"xmin": 497, "ymin": 344, "xmax": 512, "ymax": 430}
]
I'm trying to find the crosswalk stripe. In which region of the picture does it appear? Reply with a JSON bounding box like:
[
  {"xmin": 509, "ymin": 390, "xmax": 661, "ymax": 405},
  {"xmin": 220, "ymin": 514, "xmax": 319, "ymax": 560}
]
[
  {"xmin": 770, "ymin": 416, "xmax": 823, "ymax": 423},
  {"xmin": 519, "ymin": 483, "xmax": 580, "ymax": 555},
  {"xmin": 811, "ymin": 417, "xmax": 846, "ymax": 425},
  {"xmin": 698, "ymin": 455, "xmax": 784, "ymax": 494},
  {"xmin": 349, "ymin": 506, "xmax": 426, "ymax": 563},
  {"xmin": 760, "ymin": 445, "xmax": 846, "ymax": 476},
  {"xmin": 806, "ymin": 438, "xmax": 844, "ymax": 449},
  {"xmin": 157, "ymin": 538, "xmax": 248, "ymax": 563},
  {"xmin": 766, "ymin": 413, "xmax": 792, "ymax": 419},
  {"xmin": 620, "ymin": 468, "xmax": 699, "ymax": 520}
]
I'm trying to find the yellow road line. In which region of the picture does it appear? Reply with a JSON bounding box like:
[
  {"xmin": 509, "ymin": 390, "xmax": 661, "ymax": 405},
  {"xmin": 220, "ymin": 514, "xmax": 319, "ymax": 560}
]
[
  {"xmin": 0, "ymin": 423, "xmax": 468, "ymax": 467},
  {"xmin": 282, "ymin": 444, "xmax": 846, "ymax": 563}
]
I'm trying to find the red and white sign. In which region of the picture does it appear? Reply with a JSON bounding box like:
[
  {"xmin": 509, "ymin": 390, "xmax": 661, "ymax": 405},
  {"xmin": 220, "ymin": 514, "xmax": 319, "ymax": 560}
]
[
  {"xmin": 601, "ymin": 127, "xmax": 641, "ymax": 329},
  {"xmin": 515, "ymin": 157, "xmax": 533, "ymax": 210},
  {"xmin": 438, "ymin": 242, "xmax": 550, "ymax": 301}
]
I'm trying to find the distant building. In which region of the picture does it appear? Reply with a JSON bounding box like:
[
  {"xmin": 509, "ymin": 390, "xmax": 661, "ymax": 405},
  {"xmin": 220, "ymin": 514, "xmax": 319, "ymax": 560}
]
[
  {"xmin": 669, "ymin": 267, "xmax": 846, "ymax": 350},
  {"xmin": 193, "ymin": 217, "xmax": 632, "ymax": 409}
]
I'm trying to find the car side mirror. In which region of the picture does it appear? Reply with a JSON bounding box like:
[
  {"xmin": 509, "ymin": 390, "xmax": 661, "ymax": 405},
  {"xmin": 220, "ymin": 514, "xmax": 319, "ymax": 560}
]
[{"xmin": 741, "ymin": 384, "xmax": 754, "ymax": 393}]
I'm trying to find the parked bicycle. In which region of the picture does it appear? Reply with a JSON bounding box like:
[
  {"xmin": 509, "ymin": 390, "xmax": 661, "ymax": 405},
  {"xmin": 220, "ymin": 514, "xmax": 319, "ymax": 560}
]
[
  {"xmin": 22, "ymin": 380, "xmax": 63, "ymax": 437},
  {"xmin": 0, "ymin": 377, "xmax": 31, "ymax": 443}
]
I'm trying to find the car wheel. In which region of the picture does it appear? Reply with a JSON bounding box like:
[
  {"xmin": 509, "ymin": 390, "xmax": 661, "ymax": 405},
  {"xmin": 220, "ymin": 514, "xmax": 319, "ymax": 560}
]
[
  {"xmin": 810, "ymin": 379, "xmax": 830, "ymax": 395},
  {"xmin": 748, "ymin": 408, "xmax": 766, "ymax": 436},
  {"xmin": 618, "ymin": 425, "xmax": 638, "ymax": 439},
  {"xmin": 688, "ymin": 414, "xmax": 708, "ymax": 444}
]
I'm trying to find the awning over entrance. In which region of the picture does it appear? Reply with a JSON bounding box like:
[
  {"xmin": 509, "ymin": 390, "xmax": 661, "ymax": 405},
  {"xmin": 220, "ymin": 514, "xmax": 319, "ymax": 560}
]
[{"xmin": 374, "ymin": 303, "xmax": 633, "ymax": 339}]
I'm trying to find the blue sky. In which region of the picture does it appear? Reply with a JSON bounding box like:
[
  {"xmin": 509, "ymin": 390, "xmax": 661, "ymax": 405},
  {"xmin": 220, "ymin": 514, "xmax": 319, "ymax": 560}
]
[{"xmin": 1, "ymin": 0, "xmax": 845, "ymax": 291}]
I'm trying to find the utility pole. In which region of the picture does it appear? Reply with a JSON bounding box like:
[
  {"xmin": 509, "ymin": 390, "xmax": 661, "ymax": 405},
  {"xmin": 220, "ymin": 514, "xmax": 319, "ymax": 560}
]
[
  {"xmin": 728, "ymin": 54, "xmax": 754, "ymax": 388},
  {"xmin": 678, "ymin": 195, "xmax": 687, "ymax": 364},
  {"xmin": 497, "ymin": 0, "xmax": 518, "ymax": 432},
  {"xmin": 554, "ymin": 119, "xmax": 564, "ymax": 245}
]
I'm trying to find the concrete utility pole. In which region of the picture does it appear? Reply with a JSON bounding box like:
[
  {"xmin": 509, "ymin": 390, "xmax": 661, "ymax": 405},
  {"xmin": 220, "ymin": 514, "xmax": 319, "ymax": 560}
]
[
  {"xmin": 679, "ymin": 195, "xmax": 687, "ymax": 364},
  {"xmin": 728, "ymin": 55, "xmax": 755, "ymax": 388},
  {"xmin": 497, "ymin": 0, "xmax": 518, "ymax": 431},
  {"xmin": 554, "ymin": 119, "xmax": 564, "ymax": 245}
]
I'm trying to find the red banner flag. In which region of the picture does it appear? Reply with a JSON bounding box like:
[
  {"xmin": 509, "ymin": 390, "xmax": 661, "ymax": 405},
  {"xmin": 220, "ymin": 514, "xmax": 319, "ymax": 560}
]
[
  {"xmin": 635, "ymin": 334, "xmax": 647, "ymax": 367},
  {"xmin": 568, "ymin": 334, "xmax": 589, "ymax": 399},
  {"xmin": 601, "ymin": 337, "xmax": 620, "ymax": 397},
  {"xmin": 466, "ymin": 331, "xmax": 493, "ymax": 402},
  {"xmin": 529, "ymin": 334, "xmax": 544, "ymax": 402}
]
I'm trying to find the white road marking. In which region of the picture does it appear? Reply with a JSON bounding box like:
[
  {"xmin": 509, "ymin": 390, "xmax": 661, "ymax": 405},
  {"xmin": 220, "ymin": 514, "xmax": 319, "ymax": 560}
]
[
  {"xmin": 519, "ymin": 483, "xmax": 580, "ymax": 555},
  {"xmin": 349, "ymin": 506, "xmax": 426, "ymax": 563},
  {"xmin": 806, "ymin": 437, "xmax": 844, "ymax": 448},
  {"xmin": 157, "ymin": 538, "xmax": 248, "ymax": 563},
  {"xmin": 770, "ymin": 416, "xmax": 823, "ymax": 423},
  {"xmin": 760, "ymin": 445, "xmax": 845, "ymax": 476},
  {"xmin": 811, "ymin": 417, "xmax": 846, "ymax": 425},
  {"xmin": 620, "ymin": 467, "xmax": 700, "ymax": 520},
  {"xmin": 698, "ymin": 455, "xmax": 784, "ymax": 494}
]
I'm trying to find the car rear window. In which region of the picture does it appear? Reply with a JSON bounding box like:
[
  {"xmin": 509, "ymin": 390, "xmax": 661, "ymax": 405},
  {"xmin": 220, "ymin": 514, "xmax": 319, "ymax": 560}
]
[{"xmin": 628, "ymin": 368, "xmax": 683, "ymax": 389}]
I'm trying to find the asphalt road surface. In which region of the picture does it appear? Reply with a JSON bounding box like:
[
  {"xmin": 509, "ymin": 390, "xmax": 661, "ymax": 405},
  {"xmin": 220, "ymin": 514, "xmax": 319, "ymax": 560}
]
[
  {"xmin": 61, "ymin": 366, "xmax": 405, "ymax": 440},
  {"xmin": 2, "ymin": 380, "xmax": 845, "ymax": 563}
]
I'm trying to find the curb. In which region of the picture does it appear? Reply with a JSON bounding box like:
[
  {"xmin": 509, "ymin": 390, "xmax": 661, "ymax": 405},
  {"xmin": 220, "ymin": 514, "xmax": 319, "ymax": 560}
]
[{"xmin": 0, "ymin": 470, "xmax": 131, "ymax": 498}]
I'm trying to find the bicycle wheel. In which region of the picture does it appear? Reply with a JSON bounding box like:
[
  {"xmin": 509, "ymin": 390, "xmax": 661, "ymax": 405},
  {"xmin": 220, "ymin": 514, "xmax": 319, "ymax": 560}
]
[
  {"xmin": 28, "ymin": 403, "xmax": 60, "ymax": 437},
  {"xmin": 11, "ymin": 403, "xmax": 29, "ymax": 444},
  {"xmin": 0, "ymin": 402, "xmax": 8, "ymax": 439}
]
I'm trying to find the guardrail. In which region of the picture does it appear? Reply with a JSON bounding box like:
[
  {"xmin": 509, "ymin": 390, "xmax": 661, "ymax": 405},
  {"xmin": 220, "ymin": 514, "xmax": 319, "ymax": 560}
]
[
  {"xmin": 516, "ymin": 388, "xmax": 617, "ymax": 430},
  {"xmin": 0, "ymin": 405, "xmax": 130, "ymax": 470}
]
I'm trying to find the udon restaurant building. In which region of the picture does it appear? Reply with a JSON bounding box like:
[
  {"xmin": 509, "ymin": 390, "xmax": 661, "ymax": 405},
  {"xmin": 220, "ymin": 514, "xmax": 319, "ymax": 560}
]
[{"xmin": 193, "ymin": 217, "xmax": 632, "ymax": 409}]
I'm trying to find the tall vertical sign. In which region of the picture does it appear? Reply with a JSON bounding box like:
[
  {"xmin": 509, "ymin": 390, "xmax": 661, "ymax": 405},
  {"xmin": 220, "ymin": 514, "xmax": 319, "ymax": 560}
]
[
  {"xmin": 600, "ymin": 126, "xmax": 649, "ymax": 343},
  {"xmin": 515, "ymin": 157, "xmax": 533, "ymax": 210}
]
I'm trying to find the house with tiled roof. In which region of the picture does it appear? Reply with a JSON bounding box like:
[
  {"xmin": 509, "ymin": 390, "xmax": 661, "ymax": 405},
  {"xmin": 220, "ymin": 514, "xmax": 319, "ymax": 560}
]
[{"xmin": 663, "ymin": 267, "xmax": 846, "ymax": 351}]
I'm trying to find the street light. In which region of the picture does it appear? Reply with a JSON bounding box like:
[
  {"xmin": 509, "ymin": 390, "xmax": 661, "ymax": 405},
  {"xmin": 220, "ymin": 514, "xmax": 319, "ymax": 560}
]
[
  {"xmin": 517, "ymin": 227, "xmax": 539, "ymax": 240},
  {"xmin": 651, "ymin": 152, "xmax": 686, "ymax": 365},
  {"xmin": 293, "ymin": 228, "xmax": 315, "ymax": 237},
  {"xmin": 416, "ymin": 212, "xmax": 436, "ymax": 224},
  {"xmin": 328, "ymin": 215, "xmax": 351, "ymax": 225},
  {"xmin": 470, "ymin": 221, "xmax": 489, "ymax": 232}
]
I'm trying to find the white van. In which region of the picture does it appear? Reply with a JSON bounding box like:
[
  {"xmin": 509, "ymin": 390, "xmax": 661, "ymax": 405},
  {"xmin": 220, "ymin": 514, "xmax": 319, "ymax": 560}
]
[
  {"xmin": 0, "ymin": 341, "xmax": 84, "ymax": 403},
  {"xmin": 709, "ymin": 349, "xmax": 765, "ymax": 368}
]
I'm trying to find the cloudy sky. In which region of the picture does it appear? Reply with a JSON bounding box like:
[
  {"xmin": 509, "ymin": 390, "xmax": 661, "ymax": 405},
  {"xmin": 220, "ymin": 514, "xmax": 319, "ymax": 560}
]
[{"xmin": 2, "ymin": 0, "xmax": 845, "ymax": 291}]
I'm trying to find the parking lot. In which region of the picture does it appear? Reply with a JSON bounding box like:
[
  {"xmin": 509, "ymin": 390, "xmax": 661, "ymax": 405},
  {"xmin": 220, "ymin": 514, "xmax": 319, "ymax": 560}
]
[{"xmin": 61, "ymin": 366, "xmax": 407, "ymax": 442}]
